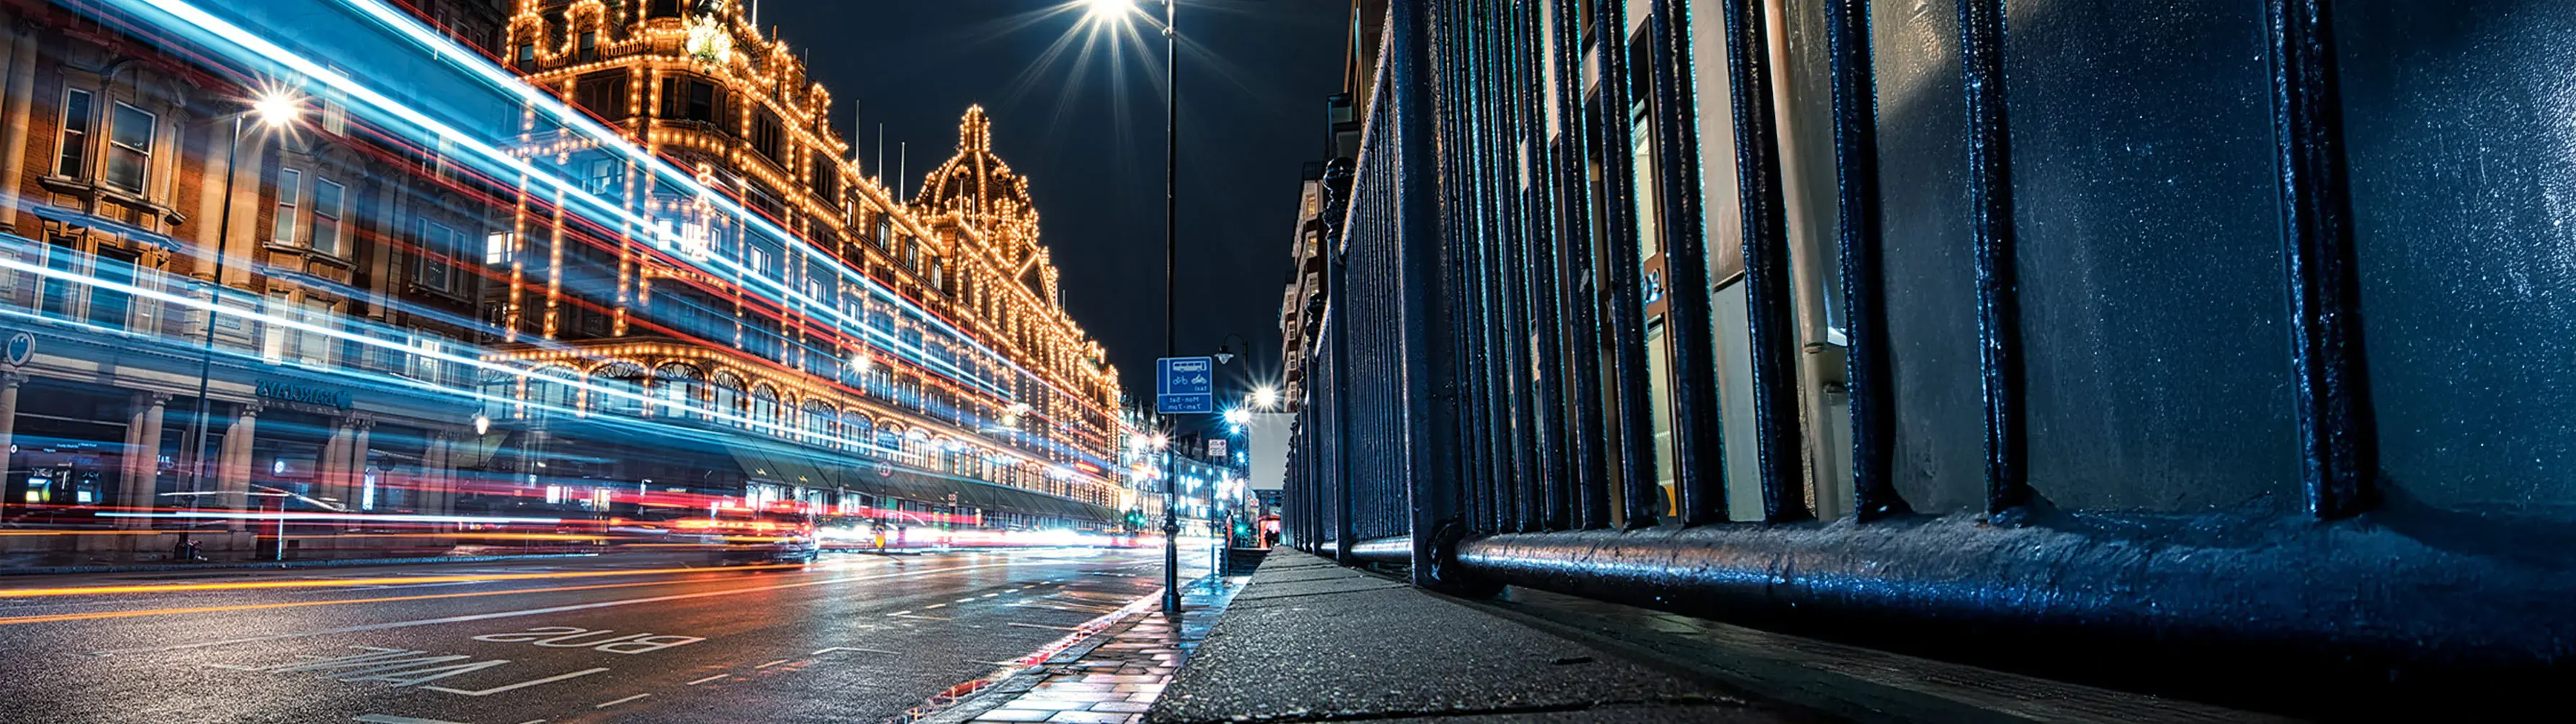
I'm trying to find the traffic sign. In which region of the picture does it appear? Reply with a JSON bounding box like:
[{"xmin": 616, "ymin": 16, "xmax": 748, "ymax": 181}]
[{"xmin": 1157, "ymin": 357, "xmax": 1214, "ymax": 414}]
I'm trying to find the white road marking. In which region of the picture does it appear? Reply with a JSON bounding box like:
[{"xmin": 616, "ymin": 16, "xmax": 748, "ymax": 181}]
[
  {"xmin": 88, "ymin": 561, "xmax": 1027, "ymax": 657},
  {"xmin": 812, "ymin": 647, "xmax": 898, "ymax": 656},
  {"xmin": 594, "ymin": 693, "xmax": 651, "ymax": 708},
  {"xmin": 893, "ymin": 613, "xmax": 953, "ymax": 621},
  {"xmin": 886, "ymin": 610, "xmax": 911, "ymax": 617},
  {"xmin": 923, "ymin": 603, "xmax": 947, "ymax": 609},
  {"xmin": 954, "ymin": 598, "xmax": 977, "ymax": 603},
  {"xmin": 1007, "ymin": 622, "xmax": 1081, "ymax": 631},
  {"xmin": 684, "ymin": 674, "xmax": 728, "ymax": 685},
  {"xmin": 353, "ymin": 715, "xmax": 473, "ymax": 724},
  {"xmin": 424, "ymin": 667, "xmax": 611, "ymax": 697},
  {"xmin": 753, "ymin": 658, "xmax": 792, "ymax": 669},
  {"xmin": 980, "ymin": 593, "xmax": 1000, "ymax": 598}
]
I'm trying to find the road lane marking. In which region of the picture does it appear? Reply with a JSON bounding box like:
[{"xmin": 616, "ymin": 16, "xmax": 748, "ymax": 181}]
[
  {"xmin": 423, "ymin": 667, "xmax": 611, "ymax": 697},
  {"xmin": 813, "ymin": 647, "xmax": 897, "ymax": 656},
  {"xmin": 353, "ymin": 715, "xmax": 474, "ymax": 724},
  {"xmin": 753, "ymin": 658, "xmax": 792, "ymax": 669},
  {"xmin": 594, "ymin": 694, "xmax": 651, "ymax": 708},
  {"xmin": 893, "ymin": 613, "xmax": 953, "ymax": 621},
  {"xmin": 1007, "ymin": 622, "xmax": 1082, "ymax": 631},
  {"xmin": 885, "ymin": 610, "xmax": 911, "ymax": 616},
  {"xmin": 684, "ymin": 674, "xmax": 728, "ymax": 685},
  {"xmin": 923, "ymin": 603, "xmax": 947, "ymax": 609},
  {"xmin": 88, "ymin": 561, "xmax": 1025, "ymax": 657},
  {"xmin": 954, "ymin": 598, "xmax": 977, "ymax": 603}
]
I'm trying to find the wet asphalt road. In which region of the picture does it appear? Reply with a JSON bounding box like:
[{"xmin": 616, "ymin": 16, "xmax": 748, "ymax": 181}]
[{"xmin": 0, "ymin": 548, "xmax": 1191, "ymax": 723}]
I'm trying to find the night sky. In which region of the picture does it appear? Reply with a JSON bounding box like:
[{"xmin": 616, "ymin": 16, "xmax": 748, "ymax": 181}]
[{"xmin": 756, "ymin": 1, "xmax": 1347, "ymax": 406}]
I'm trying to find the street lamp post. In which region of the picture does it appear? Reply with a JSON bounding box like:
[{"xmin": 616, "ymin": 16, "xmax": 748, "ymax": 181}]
[
  {"xmin": 1084, "ymin": 0, "xmax": 1183, "ymax": 618},
  {"xmin": 179, "ymin": 94, "xmax": 298, "ymax": 560}
]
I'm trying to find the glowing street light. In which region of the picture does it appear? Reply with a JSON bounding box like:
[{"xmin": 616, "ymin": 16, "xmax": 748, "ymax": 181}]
[
  {"xmin": 1083, "ymin": 0, "xmax": 1136, "ymax": 21},
  {"xmin": 253, "ymin": 91, "xmax": 302, "ymax": 129},
  {"xmin": 1223, "ymin": 408, "xmax": 1251, "ymax": 426},
  {"xmin": 1252, "ymin": 385, "xmax": 1279, "ymax": 410}
]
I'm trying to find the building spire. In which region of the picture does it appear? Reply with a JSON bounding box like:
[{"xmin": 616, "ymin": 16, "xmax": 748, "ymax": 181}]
[{"xmin": 960, "ymin": 105, "xmax": 993, "ymax": 153}]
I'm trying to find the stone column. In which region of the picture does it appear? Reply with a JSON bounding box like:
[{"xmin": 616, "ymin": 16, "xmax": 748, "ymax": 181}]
[
  {"xmin": 118, "ymin": 393, "xmax": 170, "ymax": 529},
  {"xmin": 420, "ymin": 431, "xmax": 452, "ymax": 519},
  {"xmin": 0, "ymin": 371, "xmax": 24, "ymax": 481},
  {"xmin": 345, "ymin": 418, "xmax": 372, "ymax": 513},
  {"xmin": 0, "ymin": 19, "xmax": 40, "ymax": 236},
  {"xmin": 215, "ymin": 401, "xmax": 261, "ymax": 529},
  {"xmin": 318, "ymin": 419, "xmax": 352, "ymax": 511}
]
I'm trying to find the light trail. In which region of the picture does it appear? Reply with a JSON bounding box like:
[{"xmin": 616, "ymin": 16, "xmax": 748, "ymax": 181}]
[
  {"xmin": 0, "ymin": 563, "xmax": 807, "ymax": 598},
  {"xmin": 0, "ymin": 577, "xmax": 724, "ymax": 626}
]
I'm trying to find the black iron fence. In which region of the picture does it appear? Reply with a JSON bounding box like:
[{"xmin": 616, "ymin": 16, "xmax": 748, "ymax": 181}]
[{"xmin": 1280, "ymin": 0, "xmax": 2576, "ymax": 712}]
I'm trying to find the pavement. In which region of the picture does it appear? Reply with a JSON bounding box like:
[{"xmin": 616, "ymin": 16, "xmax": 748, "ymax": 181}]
[
  {"xmin": 1146, "ymin": 553, "xmax": 1804, "ymax": 723},
  {"xmin": 925, "ymin": 576, "xmax": 1241, "ymax": 724},
  {"xmin": 0, "ymin": 548, "xmax": 1205, "ymax": 723},
  {"xmin": 1147, "ymin": 553, "xmax": 2291, "ymax": 724}
]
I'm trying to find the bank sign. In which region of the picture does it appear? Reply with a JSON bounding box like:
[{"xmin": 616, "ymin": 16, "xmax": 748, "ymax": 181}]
[{"xmin": 256, "ymin": 380, "xmax": 354, "ymax": 411}]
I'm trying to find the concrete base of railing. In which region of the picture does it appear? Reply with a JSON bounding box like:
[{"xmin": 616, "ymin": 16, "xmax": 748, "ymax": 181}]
[{"xmin": 1450, "ymin": 509, "xmax": 2576, "ymax": 717}]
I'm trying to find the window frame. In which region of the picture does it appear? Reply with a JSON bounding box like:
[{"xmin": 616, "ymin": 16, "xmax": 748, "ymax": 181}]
[
  {"xmin": 310, "ymin": 177, "xmax": 346, "ymax": 256},
  {"xmin": 272, "ymin": 168, "xmax": 304, "ymax": 246},
  {"xmin": 54, "ymin": 88, "xmax": 94, "ymax": 178},
  {"xmin": 104, "ymin": 101, "xmax": 156, "ymax": 193}
]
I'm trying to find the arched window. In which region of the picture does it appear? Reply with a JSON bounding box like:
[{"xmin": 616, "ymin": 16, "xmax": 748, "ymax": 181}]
[
  {"xmin": 903, "ymin": 429, "xmax": 929, "ymax": 466},
  {"xmin": 527, "ymin": 366, "xmax": 579, "ymax": 420},
  {"xmin": 842, "ymin": 411, "xmax": 870, "ymax": 452},
  {"xmin": 711, "ymin": 371, "xmax": 746, "ymax": 427},
  {"xmin": 802, "ymin": 401, "xmax": 836, "ymax": 444},
  {"xmin": 589, "ymin": 361, "xmax": 646, "ymax": 418},
  {"xmin": 653, "ymin": 364, "xmax": 704, "ymax": 419},
  {"xmin": 751, "ymin": 385, "xmax": 781, "ymax": 435}
]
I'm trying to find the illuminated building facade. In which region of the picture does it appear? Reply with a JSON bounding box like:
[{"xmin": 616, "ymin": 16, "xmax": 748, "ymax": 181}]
[
  {"xmin": 478, "ymin": 0, "xmax": 1124, "ymax": 522},
  {"xmin": 0, "ymin": 0, "xmax": 1123, "ymax": 563}
]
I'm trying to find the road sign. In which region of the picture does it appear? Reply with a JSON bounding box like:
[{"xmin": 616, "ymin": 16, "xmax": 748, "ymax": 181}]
[{"xmin": 1156, "ymin": 357, "xmax": 1214, "ymax": 414}]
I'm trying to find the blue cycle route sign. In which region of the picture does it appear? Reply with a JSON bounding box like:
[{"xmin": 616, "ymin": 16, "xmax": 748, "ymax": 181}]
[{"xmin": 1156, "ymin": 357, "xmax": 1215, "ymax": 414}]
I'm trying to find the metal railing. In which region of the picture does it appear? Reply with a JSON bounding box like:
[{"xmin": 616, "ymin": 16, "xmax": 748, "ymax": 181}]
[{"xmin": 1279, "ymin": 0, "xmax": 2576, "ymax": 711}]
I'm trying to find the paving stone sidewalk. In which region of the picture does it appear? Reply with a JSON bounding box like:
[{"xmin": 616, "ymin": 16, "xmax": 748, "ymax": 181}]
[{"xmin": 926, "ymin": 576, "xmax": 1245, "ymax": 724}]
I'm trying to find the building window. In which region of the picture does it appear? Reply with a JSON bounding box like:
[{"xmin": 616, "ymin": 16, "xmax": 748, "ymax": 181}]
[
  {"xmin": 581, "ymin": 158, "xmax": 618, "ymax": 195},
  {"xmin": 515, "ymin": 44, "xmax": 535, "ymax": 69},
  {"xmin": 414, "ymin": 220, "xmax": 462, "ymax": 292},
  {"xmin": 272, "ymin": 169, "xmax": 303, "ymax": 244},
  {"xmin": 484, "ymin": 231, "xmax": 514, "ymax": 265},
  {"xmin": 310, "ymin": 178, "xmax": 346, "ymax": 256},
  {"xmin": 648, "ymin": 0, "xmax": 683, "ymax": 18},
  {"xmin": 576, "ymin": 71, "xmax": 628, "ymax": 120},
  {"xmin": 55, "ymin": 89, "xmax": 94, "ymax": 177},
  {"xmin": 872, "ymin": 216, "xmax": 891, "ymax": 249},
  {"xmin": 104, "ymin": 102, "xmax": 156, "ymax": 192},
  {"xmin": 659, "ymin": 77, "xmax": 717, "ymax": 122},
  {"xmin": 88, "ymin": 247, "xmax": 138, "ymax": 329},
  {"xmin": 298, "ymin": 298, "xmax": 334, "ymax": 365},
  {"xmin": 752, "ymin": 110, "xmax": 783, "ymax": 162},
  {"xmin": 578, "ymin": 31, "xmax": 599, "ymax": 63},
  {"xmin": 408, "ymin": 330, "xmax": 451, "ymax": 385}
]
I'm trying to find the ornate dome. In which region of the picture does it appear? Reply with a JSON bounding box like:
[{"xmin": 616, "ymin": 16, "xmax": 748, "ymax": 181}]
[{"xmin": 916, "ymin": 106, "xmax": 1039, "ymax": 234}]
